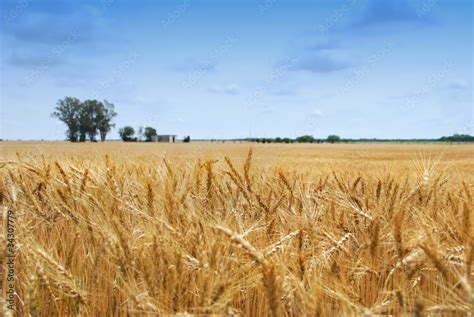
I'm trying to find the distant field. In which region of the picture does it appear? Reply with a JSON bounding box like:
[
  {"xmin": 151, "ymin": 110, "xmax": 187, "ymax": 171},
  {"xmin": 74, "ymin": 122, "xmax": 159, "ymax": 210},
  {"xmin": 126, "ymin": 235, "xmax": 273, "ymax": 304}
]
[
  {"xmin": 2, "ymin": 141, "xmax": 474, "ymax": 174},
  {"xmin": 1, "ymin": 141, "xmax": 473, "ymax": 315}
]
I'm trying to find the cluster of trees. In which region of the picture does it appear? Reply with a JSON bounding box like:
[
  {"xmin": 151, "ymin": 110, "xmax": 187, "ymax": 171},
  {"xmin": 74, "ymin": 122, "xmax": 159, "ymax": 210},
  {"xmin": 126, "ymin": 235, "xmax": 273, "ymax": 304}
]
[
  {"xmin": 244, "ymin": 135, "xmax": 341, "ymax": 144},
  {"xmin": 118, "ymin": 125, "xmax": 191, "ymax": 143},
  {"xmin": 118, "ymin": 126, "xmax": 157, "ymax": 142},
  {"xmin": 52, "ymin": 97, "xmax": 117, "ymax": 142},
  {"xmin": 439, "ymin": 134, "xmax": 474, "ymax": 142},
  {"xmin": 296, "ymin": 135, "xmax": 341, "ymax": 143}
]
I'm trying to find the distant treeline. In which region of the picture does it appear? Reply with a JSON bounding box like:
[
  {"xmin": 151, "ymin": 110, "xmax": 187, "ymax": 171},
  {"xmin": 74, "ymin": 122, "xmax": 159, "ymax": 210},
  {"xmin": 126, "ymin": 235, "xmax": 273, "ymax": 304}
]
[
  {"xmin": 438, "ymin": 134, "xmax": 474, "ymax": 142},
  {"xmin": 233, "ymin": 134, "xmax": 474, "ymax": 144},
  {"xmin": 241, "ymin": 135, "xmax": 340, "ymax": 144}
]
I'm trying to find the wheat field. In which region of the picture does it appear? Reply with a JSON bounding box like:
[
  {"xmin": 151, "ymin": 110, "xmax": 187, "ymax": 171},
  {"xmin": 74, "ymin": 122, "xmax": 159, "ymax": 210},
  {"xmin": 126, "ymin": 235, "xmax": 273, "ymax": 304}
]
[{"xmin": 1, "ymin": 141, "xmax": 473, "ymax": 316}]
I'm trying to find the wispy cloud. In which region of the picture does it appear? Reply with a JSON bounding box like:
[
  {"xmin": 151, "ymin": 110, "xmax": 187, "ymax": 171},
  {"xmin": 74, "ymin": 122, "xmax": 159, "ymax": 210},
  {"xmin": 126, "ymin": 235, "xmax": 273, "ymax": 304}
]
[
  {"xmin": 351, "ymin": 0, "xmax": 437, "ymax": 28},
  {"xmin": 173, "ymin": 59, "xmax": 218, "ymax": 72},
  {"xmin": 446, "ymin": 80, "xmax": 470, "ymax": 91},
  {"xmin": 9, "ymin": 51, "xmax": 65, "ymax": 67},
  {"xmin": 387, "ymin": 60, "xmax": 454, "ymax": 113},
  {"xmin": 288, "ymin": 52, "xmax": 351, "ymax": 73},
  {"xmin": 307, "ymin": 40, "xmax": 340, "ymax": 51},
  {"xmin": 2, "ymin": 3, "xmax": 105, "ymax": 44},
  {"xmin": 280, "ymin": 29, "xmax": 351, "ymax": 75},
  {"xmin": 179, "ymin": 34, "xmax": 238, "ymax": 88},
  {"xmin": 271, "ymin": 86, "xmax": 298, "ymax": 96},
  {"xmin": 1, "ymin": 0, "xmax": 116, "ymax": 86},
  {"xmin": 8, "ymin": 30, "xmax": 79, "ymax": 68},
  {"xmin": 208, "ymin": 83, "xmax": 240, "ymax": 95}
]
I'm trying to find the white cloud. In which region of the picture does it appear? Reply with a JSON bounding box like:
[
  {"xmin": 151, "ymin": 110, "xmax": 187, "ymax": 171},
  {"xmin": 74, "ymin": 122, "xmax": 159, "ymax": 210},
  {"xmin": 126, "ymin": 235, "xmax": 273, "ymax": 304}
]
[
  {"xmin": 207, "ymin": 83, "xmax": 240, "ymax": 95},
  {"xmin": 446, "ymin": 79, "xmax": 470, "ymax": 91}
]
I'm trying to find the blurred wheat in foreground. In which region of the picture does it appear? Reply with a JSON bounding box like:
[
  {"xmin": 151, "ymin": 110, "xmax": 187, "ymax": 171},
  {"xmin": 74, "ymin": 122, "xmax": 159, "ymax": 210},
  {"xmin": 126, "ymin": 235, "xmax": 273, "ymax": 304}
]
[{"xmin": 0, "ymin": 143, "xmax": 473, "ymax": 316}]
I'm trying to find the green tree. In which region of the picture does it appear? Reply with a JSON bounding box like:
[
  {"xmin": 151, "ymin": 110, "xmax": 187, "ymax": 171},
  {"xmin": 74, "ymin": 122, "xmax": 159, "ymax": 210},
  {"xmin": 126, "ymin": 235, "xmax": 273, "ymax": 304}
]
[
  {"xmin": 119, "ymin": 126, "xmax": 135, "ymax": 141},
  {"xmin": 327, "ymin": 135, "xmax": 341, "ymax": 143},
  {"xmin": 296, "ymin": 135, "xmax": 315, "ymax": 143},
  {"xmin": 144, "ymin": 127, "xmax": 157, "ymax": 141},
  {"xmin": 80, "ymin": 100, "xmax": 101, "ymax": 142},
  {"xmin": 51, "ymin": 97, "xmax": 81, "ymax": 142},
  {"xmin": 97, "ymin": 100, "xmax": 117, "ymax": 142},
  {"xmin": 439, "ymin": 134, "xmax": 474, "ymax": 142}
]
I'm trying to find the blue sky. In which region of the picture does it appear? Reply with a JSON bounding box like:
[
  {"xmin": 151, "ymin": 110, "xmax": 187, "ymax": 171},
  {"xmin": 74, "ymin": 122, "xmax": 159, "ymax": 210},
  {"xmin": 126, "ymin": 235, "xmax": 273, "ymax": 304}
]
[{"xmin": 0, "ymin": 0, "xmax": 472, "ymax": 140}]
